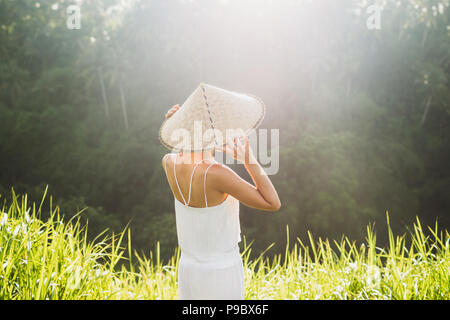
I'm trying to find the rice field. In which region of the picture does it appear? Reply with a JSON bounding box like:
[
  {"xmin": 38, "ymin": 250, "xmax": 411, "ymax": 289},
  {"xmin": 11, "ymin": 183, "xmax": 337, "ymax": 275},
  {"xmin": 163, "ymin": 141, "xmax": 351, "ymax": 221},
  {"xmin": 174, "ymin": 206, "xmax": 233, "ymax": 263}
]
[{"xmin": 1, "ymin": 190, "xmax": 448, "ymax": 300}]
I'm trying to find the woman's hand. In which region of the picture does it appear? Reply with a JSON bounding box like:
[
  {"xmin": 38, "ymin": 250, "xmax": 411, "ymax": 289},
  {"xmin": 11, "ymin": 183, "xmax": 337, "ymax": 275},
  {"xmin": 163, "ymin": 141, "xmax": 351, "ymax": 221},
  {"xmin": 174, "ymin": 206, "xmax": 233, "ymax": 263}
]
[
  {"xmin": 216, "ymin": 136, "xmax": 256, "ymax": 164},
  {"xmin": 165, "ymin": 104, "xmax": 180, "ymax": 119}
]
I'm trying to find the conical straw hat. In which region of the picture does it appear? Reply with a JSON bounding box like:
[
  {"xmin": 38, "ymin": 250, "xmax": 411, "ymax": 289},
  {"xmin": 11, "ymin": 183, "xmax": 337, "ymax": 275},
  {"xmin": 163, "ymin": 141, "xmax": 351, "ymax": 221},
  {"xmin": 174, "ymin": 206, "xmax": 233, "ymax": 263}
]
[{"xmin": 159, "ymin": 83, "xmax": 265, "ymax": 152}]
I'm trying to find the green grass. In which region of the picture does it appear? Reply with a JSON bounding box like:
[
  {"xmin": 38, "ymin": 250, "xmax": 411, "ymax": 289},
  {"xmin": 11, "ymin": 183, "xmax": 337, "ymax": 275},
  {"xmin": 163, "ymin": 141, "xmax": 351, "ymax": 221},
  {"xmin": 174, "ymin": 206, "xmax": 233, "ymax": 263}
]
[{"xmin": 1, "ymin": 189, "xmax": 449, "ymax": 300}]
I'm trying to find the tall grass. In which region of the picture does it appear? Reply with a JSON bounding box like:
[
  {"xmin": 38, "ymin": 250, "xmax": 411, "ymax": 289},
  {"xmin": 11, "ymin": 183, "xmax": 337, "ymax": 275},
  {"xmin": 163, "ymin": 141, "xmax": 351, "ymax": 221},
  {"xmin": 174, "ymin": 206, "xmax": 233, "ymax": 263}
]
[{"xmin": 1, "ymin": 190, "xmax": 448, "ymax": 300}]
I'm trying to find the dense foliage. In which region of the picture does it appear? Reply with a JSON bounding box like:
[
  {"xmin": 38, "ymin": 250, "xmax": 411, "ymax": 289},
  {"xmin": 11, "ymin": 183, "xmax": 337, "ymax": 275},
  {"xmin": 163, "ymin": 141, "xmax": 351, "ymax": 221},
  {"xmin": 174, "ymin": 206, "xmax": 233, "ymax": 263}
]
[{"xmin": 0, "ymin": 0, "xmax": 449, "ymax": 259}]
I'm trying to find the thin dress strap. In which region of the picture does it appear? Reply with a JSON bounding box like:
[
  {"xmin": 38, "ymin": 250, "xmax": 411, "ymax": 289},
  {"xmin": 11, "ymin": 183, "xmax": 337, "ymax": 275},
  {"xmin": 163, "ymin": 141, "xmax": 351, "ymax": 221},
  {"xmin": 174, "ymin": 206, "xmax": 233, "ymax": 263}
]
[
  {"xmin": 203, "ymin": 161, "xmax": 217, "ymax": 208},
  {"xmin": 173, "ymin": 155, "xmax": 187, "ymax": 205},
  {"xmin": 186, "ymin": 160, "xmax": 205, "ymax": 205},
  {"xmin": 163, "ymin": 154, "xmax": 174, "ymax": 177},
  {"xmin": 163, "ymin": 155, "xmax": 168, "ymax": 175},
  {"xmin": 172, "ymin": 154, "xmax": 205, "ymax": 206}
]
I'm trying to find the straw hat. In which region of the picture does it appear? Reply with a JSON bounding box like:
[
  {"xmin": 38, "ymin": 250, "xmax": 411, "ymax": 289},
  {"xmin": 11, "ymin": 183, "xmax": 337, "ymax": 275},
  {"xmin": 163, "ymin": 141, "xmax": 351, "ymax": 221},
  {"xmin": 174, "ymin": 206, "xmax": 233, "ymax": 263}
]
[{"xmin": 159, "ymin": 83, "xmax": 265, "ymax": 152}]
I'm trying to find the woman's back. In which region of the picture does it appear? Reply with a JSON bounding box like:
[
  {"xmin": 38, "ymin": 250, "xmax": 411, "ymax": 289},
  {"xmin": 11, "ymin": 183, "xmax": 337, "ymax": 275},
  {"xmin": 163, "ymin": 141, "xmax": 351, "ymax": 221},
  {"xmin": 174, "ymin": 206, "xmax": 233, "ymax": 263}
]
[
  {"xmin": 164, "ymin": 153, "xmax": 242, "ymax": 261},
  {"xmin": 164, "ymin": 153, "xmax": 227, "ymax": 207},
  {"xmin": 163, "ymin": 153, "xmax": 244, "ymax": 299}
]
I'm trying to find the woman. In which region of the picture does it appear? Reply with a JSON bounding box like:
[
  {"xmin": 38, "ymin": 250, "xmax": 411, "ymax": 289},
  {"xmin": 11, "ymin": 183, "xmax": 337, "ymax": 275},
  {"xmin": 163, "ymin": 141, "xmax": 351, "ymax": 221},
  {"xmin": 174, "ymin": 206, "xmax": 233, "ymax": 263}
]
[{"xmin": 161, "ymin": 87, "xmax": 281, "ymax": 300}]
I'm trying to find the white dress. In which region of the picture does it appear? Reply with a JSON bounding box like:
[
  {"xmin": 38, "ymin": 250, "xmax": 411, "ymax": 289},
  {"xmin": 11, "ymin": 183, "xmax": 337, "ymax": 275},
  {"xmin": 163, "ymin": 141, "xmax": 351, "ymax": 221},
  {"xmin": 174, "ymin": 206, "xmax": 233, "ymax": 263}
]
[{"xmin": 164, "ymin": 154, "xmax": 244, "ymax": 300}]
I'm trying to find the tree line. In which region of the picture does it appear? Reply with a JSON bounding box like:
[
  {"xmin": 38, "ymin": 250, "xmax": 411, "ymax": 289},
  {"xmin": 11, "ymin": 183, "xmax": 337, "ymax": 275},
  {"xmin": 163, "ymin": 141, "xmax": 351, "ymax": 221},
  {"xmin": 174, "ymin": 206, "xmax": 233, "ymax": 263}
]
[{"xmin": 0, "ymin": 0, "xmax": 448, "ymax": 259}]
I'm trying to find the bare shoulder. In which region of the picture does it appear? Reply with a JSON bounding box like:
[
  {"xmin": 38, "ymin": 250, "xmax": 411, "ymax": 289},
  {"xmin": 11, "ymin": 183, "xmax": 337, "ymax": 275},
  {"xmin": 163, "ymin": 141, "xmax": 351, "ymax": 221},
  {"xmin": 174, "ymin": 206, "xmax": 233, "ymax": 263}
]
[
  {"xmin": 161, "ymin": 153, "xmax": 173, "ymax": 168},
  {"xmin": 207, "ymin": 162, "xmax": 239, "ymax": 183},
  {"xmin": 207, "ymin": 162, "xmax": 251, "ymax": 195}
]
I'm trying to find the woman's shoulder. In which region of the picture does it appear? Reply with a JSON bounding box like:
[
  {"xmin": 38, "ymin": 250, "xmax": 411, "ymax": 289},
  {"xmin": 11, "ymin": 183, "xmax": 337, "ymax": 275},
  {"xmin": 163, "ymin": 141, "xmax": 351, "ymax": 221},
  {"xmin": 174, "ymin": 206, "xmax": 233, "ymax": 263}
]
[
  {"xmin": 206, "ymin": 161, "xmax": 236, "ymax": 180},
  {"xmin": 161, "ymin": 153, "xmax": 175, "ymax": 167}
]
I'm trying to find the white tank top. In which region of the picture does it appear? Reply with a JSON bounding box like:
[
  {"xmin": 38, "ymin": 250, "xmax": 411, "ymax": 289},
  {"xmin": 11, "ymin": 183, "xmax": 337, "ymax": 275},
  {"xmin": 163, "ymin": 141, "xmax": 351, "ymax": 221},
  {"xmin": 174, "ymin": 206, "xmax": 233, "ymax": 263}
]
[{"xmin": 164, "ymin": 154, "xmax": 242, "ymax": 268}]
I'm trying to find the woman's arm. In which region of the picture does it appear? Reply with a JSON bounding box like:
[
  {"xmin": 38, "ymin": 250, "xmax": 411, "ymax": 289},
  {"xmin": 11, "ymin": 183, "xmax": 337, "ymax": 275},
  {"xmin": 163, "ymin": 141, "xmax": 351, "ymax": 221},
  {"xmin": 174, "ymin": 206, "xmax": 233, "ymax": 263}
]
[{"xmin": 211, "ymin": 137, "xmax": 281, "ymax": 212}]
